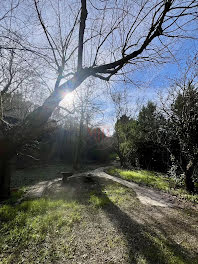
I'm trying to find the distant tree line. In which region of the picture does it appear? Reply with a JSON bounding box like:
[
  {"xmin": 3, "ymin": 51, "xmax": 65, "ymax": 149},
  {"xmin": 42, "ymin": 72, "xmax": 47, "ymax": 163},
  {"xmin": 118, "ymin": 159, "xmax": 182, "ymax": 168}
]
[
  {"xmin": 2, "ymin": 92, "xmax": 113, "ymax": 169},
  {"xmin": 114, "ymin": 84, "xmax": 198, "ymax": 194},
  {"xmin": 36, "ymin": 123, "xmax": 113, "ymax": 168}
]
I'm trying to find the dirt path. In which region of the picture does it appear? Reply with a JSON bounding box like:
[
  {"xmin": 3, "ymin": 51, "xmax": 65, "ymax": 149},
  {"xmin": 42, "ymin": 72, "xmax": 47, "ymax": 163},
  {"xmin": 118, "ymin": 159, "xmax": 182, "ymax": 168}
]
[
  {"xmin": 67, "ymin": 167, "xmax": 180, "ymax": 208},
  {"xmin": 25, "ymin": 166, "xmax": 191, "ymax": 208},
  {"xmin": 88, "ymin": 167, "xmax": 176, "ymax": 207}
]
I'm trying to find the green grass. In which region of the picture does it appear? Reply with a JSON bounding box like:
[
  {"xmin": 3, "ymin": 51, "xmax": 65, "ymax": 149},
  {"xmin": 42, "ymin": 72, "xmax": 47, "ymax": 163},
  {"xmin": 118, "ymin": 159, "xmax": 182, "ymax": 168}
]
[
  {"xmin": 89, "ymin": 184, "xmax": 132, "ymax": 208},
  {"xmin": 4, "ymin": 188, "xmax": 26, "ymax": 205},
  {"xmin": 0, "ymin": 198, "xmax": 82, "ymax": 263},
  {"xmin": 138, "ymin": 232, "xmax": 195, "ymax": 264},
  {"xmin": 107, "ymin": 167, "xmax": 198, "ymax": 203},
  {"xmin": 0, "ymin": 179, "xmax": 197, "ymax": 263},
  {"xmin": 89, "ymin": 193, "xmax": 110, "ymax": 207},
  {"xmin": 107, "ymin": 168, "xmax": 172, "ymax": 190},
  {"xmin": 12, "ymin": 163, "xmax": 71, "ymax": 188},
  {"xmin": 103, "ymin": 184, "xmax": 133, "ymax": 205},
  {"xmin": 1, "ymin": 165, "xmax": 198, "ymax": 264}
]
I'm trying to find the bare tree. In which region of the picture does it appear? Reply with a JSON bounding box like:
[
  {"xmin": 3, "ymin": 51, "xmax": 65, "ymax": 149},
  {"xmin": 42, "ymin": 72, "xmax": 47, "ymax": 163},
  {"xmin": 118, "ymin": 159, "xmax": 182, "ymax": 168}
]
[
  {"xmin": 70, "ymin": 80, "xmax": 103, "ymax": 169},
  {"xmin": 0, "ymin": 40, "xmax": 49, "ymax": 128},
  {"xmin": 0, "ymin": 0, "xmax": 198, "ymax": 198}
]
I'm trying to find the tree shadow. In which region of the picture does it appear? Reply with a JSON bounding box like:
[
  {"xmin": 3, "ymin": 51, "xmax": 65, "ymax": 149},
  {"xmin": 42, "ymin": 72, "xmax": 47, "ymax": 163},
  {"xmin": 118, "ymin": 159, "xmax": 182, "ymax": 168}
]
[
  {"xmin": 148, "ymin": 206, "xmax": 198, "ymax": 241},
  {"xmin": 5, "ymin": 175, "xmax": 196, "ymax": 264},
  {"xmin": 63, "ymin": 176, "xmax": 197, "ymax": 264}
]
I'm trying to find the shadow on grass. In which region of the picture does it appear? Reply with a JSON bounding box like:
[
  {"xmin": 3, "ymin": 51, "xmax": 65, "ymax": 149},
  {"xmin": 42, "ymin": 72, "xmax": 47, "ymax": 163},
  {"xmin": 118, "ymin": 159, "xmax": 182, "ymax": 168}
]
[
  {"xmin": 54, "ymin": 176, "xmax": 197, "ymax": 264},
  {"xmin": 149, "ymin": 206, "xmax": 198, "ymax": 241},
  {"xmin": 1, "ymin": 175, "xmax": 197, "ymax": 264}
]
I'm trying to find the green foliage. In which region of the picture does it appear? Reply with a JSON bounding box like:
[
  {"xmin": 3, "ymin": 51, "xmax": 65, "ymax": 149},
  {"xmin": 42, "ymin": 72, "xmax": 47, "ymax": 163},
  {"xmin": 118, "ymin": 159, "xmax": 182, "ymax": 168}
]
[
  {"xmin": 109, "ymin": 152, "xmax": 118, "ymax": 160},
  {"xmin": 114, "ymin": 85, "xmax": 198, "ymax": 194},
  {"xmin": 114, "ymin": 114, "xmax": 139, "ymax": 166},
  {"xmin": 138, "ymin": 101, "xmax": 158, "ymax": 137},
  {"xmin": 151, "ymin": 84, "xmax": 198, "ymax": 193},
  {"xmin": 136, "ymin": 101, "xmax": 168, "ymax": 171},
  {"xmin": 114, "ymin": 102, "xmax": 169, "ymax": 171}
]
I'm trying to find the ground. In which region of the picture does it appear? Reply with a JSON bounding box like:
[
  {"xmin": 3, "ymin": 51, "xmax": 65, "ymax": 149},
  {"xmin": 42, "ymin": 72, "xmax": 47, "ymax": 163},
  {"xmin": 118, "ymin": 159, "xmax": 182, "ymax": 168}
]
[{"xmin": 0, "ymin": 165, "xmax": 198, "ymax": 264}]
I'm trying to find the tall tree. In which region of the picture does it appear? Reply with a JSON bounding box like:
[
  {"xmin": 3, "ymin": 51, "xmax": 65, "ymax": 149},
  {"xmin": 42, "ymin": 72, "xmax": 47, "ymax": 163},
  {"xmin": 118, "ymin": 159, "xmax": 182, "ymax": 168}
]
[
  {"xmin": 160, "ymin": 83, "xmax": 198, "ymax": 193},
  {"xmin": 136, "ymin": 102, "xmax": 168, "ymax": 171},
  {"xmin": 0, "ymin": 0, "xmax": 198, "ymax": 198}
]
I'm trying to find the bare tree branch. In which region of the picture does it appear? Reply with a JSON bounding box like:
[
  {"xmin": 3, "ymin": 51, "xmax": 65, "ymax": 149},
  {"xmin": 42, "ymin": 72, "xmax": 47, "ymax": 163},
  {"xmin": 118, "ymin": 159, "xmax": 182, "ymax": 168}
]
[{"xmin": 77, "ymin": 0, "xmax": 88, "ymax": 71}]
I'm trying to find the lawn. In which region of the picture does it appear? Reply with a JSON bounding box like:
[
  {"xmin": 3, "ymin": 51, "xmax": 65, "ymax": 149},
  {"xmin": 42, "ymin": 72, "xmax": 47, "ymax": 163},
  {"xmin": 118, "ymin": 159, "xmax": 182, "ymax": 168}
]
[
  {"xmin": 0, "ymin": 170, "xmax": 198, "ymax": 264},
  {"xmin": 106, "ymin": 167, "xmax": 198, "ymax": 203},
  {"xmin": 11, "ymin": 163, "xmax": 101, "ymax": 188},
  {"xmin": 11, "ymin": 163, "xmax": 71, "ymax": 188}
]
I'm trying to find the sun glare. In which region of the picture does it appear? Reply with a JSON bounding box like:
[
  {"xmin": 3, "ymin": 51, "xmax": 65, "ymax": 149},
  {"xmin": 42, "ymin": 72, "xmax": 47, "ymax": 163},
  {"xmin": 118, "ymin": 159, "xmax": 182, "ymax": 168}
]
[{"xmin": 60, "ymin": 92, "xmax": 75, "ymax": 107}]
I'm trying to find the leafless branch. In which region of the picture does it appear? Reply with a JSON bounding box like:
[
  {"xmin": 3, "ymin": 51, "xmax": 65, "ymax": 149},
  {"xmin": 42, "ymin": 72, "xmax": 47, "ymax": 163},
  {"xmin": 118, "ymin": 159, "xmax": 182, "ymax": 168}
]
[{"xmin": 77, "ymin": 0, "xmax": 88, "ymax": 71}]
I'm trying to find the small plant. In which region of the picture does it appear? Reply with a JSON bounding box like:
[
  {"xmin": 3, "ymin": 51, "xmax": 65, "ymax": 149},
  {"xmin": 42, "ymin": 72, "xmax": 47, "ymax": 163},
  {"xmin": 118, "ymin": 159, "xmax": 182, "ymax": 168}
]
[{"xmin": 167, "ymin": 155, "xmax": 185, "ymax": 189}]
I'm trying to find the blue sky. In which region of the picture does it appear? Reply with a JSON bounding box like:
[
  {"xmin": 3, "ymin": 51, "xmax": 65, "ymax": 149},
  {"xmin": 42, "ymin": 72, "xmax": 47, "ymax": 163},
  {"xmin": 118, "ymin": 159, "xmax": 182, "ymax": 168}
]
[
  {"xmin": 119, "ymin": 38, "xmax": 197, "ymax": 101},
  {"xmin": 100, "ymin": 37, "xmax": 198, "ymax": 135}
]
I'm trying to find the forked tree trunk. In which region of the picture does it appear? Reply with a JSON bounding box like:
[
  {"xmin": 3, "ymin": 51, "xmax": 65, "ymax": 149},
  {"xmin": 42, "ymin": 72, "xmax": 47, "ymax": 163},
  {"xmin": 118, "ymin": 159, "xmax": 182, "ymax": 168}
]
[{"xmin": 0, "ymin": 159, "xmax": 11, "ymax": 200}]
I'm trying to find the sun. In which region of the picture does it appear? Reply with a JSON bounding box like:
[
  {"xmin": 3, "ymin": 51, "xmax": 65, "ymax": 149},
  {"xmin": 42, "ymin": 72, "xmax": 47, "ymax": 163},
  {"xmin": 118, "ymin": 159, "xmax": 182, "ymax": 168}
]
[{"xmin": 60, "ymin": 92, "xmax": 75, "ymax": 107}]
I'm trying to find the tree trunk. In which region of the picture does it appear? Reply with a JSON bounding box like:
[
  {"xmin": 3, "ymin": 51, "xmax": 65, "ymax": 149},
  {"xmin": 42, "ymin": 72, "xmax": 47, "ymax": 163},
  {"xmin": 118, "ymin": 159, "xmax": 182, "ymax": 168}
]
[
  {"xmin": 184, "ymin": 161, "xmax": 195, "ymax": 194},
  {"xmin": 0, "ymin": 138, "xmax": 14, "ymax": 199},
  {"xmin": 0, "ymin": 159, "xmax": 11, "ymax": 200},
  {"xmin": 0, "ymin": 71, "xmax": 90, "ymax": 198},
  {"xmin": 73, "ymin": 110, "xmax": 84, "ymax": 170},
  {"xmin": 119, "ymin": 153, "xmax": 125, "ymax": 167},
  {"xmin": 10, "ymin": 70, "xmax": 90, "ymax": 148}
]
